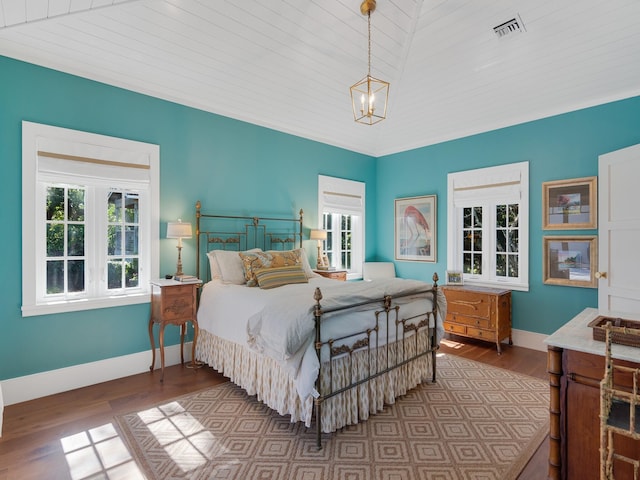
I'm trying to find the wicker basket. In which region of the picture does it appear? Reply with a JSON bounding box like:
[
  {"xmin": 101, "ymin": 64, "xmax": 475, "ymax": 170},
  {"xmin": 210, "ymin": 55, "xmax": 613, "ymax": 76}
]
[{"xmin": 589, "ymin": 316, "xmax": 640, "ymax": 348}]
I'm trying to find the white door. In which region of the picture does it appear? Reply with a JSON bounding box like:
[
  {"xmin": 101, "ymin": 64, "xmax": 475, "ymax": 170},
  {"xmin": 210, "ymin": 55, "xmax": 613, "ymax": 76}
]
[{"xmin": 598, "ymin": 143, "xmax": 640, "ymax": 314}]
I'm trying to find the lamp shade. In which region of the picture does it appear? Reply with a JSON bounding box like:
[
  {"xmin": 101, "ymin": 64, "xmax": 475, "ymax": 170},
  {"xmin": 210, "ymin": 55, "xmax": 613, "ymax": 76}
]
[
  {"xmin": 166, "ymin": 220, "xmax": 192, "ymax": 239},
  {"xmin": 310, "ymin": 229, "xmax": 327, "ymax": 241}
]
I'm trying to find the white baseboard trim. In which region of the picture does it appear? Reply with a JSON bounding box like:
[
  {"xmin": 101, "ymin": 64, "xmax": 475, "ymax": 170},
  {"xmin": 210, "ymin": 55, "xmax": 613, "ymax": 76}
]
[
  {"xmin": 0, "ymin": 343, "xmax": 193, "ymax": 407},
  {"xmin": 510, "ymin": 328, "xmax": 547, "ymax": 352}
]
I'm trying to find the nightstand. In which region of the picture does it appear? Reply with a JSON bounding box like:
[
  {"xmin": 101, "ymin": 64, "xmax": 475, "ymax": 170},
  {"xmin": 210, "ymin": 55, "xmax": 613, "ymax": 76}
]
[
  {"xmin": 148, "ymin": 279, "xmax": 202, "ymax": 382},
  {"xmin": 313, "ymin": 269, "xmax": 347, "ymax": 281}
]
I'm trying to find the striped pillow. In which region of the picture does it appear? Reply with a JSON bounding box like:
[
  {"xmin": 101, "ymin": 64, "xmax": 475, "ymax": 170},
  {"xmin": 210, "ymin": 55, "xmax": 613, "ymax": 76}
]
[{"xmin": 254, "ymin": 265, "xmax": 308, "ymax": 289}]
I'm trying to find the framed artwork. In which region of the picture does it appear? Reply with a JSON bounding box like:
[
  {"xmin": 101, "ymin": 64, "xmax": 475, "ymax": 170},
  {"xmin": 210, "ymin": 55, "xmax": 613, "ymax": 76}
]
[
  {"xmin": 543, "ymin": 235, "xmax": 597, "ymax": 288},
  {"xmin": 446, "ymin": 270, "xmax": 464, "ymax": 285},
  {"xmin": 542, "ymin": 176, "xmax": 597, "ymax": 229},
  {"xmin": 395, "ymin": 195, "xmax": 437, "ymax": 262}
]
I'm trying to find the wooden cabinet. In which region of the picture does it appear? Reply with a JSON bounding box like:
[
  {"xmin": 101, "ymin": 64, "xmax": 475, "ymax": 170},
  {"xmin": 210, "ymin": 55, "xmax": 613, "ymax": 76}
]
[
  {"xmin": 441, "ymin": 285, "xmax": 512, "ymax": 353},
  {"xmin": 148, "ymin": 279, "xmax": 201, "ymax": 382},
  {"xmin": 314, "ymin": 269, "xmax": 347, "ymax": 281},
  {"xmin": 548, "ymin": 347, "xmax": 640, "ymax": 479}
]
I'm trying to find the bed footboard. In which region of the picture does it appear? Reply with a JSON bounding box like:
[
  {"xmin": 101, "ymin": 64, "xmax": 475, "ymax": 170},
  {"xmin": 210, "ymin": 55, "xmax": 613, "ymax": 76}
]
[{"xmin": 312, "ymin": 273, "xmax": 440, "ymax": 449}]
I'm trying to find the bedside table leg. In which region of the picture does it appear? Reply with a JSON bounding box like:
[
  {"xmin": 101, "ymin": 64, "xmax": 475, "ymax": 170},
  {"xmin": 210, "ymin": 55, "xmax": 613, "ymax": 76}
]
[
  {"xmin": 192, "ymin": 320, "xmax": 199, "ymax": 367},
  {"xmin": 159, "ymin": 324, "xmax": 166, "ymax": 382},
  {"xmin": 148, "ymin": 318, "xmax": 155, "ymax": 372},
  {"xmin": 180, "ymin": 324, "xmax": 186, "ymax": 365}
]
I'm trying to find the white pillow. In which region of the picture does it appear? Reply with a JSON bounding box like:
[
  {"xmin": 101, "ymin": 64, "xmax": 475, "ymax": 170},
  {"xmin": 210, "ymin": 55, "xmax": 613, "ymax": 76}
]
[{"xmin": 207, "ymin": 248, "xmax": 261, "ymax": 284}]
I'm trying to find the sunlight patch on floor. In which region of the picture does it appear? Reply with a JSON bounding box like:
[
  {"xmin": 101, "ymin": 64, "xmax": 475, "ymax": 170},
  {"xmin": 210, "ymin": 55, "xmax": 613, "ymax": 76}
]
[
  {"xmin": 138, "ymin": 400, "xmax": 233, "ymax": 474},
  {"xmin": 60, "ymin": 423, "xmax": 144, "ymax": 480},
  {"xmin": 439, "ymin": 338, "xmax": 466, "ymax": 350}
]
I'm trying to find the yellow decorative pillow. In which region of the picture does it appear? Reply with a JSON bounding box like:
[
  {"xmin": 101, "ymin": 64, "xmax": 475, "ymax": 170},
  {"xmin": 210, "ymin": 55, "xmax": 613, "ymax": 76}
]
[{"xmin": 239, "ymin": 250, "xmax": 303, "ymax": 286}]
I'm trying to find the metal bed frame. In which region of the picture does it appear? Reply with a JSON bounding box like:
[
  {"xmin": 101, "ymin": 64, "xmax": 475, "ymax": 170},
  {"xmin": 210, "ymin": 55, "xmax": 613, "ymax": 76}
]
[{"xmin": 194, "ymin": 201, "xmax": 440, "ymax": 449}]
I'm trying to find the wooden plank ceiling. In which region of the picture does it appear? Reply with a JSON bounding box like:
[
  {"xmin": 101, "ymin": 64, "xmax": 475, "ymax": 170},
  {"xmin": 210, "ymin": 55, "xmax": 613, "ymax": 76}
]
[{"xmin": 1, "ymin": 0, "xmax": 639, "ymax": 156}]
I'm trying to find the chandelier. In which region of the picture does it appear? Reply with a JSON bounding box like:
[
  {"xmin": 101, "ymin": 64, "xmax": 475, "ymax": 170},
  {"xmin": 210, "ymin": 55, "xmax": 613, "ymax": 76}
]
[{"xmin": 350, "ymin": 0, "xmax": 390, "ymax": 125}]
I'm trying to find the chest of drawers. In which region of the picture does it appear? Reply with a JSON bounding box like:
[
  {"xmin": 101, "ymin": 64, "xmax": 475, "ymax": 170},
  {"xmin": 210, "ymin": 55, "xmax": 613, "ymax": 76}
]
[{"xmin": 441, "ymin": 285, "xmax": 512, "ymax": 354}]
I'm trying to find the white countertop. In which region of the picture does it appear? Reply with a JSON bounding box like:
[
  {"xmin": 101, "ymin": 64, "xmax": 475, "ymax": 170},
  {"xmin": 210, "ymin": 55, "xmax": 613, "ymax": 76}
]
[{"xmin": 544, "ymin": 307, "xmax": 640, "ymax": 362}]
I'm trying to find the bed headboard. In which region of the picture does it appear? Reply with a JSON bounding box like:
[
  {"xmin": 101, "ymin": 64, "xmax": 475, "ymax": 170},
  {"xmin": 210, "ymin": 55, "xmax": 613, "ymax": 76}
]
[{"xmin": 195, "ymin": 200, "xmax": 304, "ymax": 281}]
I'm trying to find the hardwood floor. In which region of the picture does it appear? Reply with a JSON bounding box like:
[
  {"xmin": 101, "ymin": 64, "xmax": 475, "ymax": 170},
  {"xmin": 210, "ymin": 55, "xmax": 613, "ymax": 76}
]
[{"xmin": 0, "ymin": 338, "xmax": 549, "ymax": 480}]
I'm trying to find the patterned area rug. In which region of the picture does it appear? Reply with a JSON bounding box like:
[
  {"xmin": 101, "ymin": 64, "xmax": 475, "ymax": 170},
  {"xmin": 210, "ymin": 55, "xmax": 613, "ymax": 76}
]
[{"xmin": 115, "ymin": 353, "xmax": 549, "ymax": 480}]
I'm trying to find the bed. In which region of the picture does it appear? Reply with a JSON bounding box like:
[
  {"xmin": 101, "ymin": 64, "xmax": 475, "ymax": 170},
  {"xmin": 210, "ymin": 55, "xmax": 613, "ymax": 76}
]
[{"xmin": 193, "ymin": 201, "xmax": 446, "ymax": 448}]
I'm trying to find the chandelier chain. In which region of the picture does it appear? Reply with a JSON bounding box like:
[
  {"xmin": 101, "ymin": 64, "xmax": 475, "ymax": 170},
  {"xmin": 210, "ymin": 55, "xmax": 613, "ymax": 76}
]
[{"xmin": 367, "ymin": 12, "xmax": 372, "ymax": 77}]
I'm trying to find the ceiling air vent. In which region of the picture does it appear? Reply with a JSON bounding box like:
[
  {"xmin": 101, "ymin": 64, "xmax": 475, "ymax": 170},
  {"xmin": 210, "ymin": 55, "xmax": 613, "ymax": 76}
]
[{"xmin": 493, "ymin": 15, "xmax": 526, "ymax": 38}]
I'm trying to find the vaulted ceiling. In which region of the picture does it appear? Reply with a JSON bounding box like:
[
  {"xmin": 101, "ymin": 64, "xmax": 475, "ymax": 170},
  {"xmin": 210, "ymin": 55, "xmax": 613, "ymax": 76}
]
[{"xmin": 1, "ymin": 0, "xmax": 639, "ymax": 157}]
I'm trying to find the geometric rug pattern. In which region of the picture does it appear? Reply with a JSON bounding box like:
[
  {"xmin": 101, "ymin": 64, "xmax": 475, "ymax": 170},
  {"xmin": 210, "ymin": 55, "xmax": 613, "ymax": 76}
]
[{"xmin": 115, "ymin": 353, "xmax": 549, "ymax": 480}]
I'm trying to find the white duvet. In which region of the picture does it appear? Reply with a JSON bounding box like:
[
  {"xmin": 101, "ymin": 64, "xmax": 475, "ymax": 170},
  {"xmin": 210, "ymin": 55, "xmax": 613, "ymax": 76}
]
[{"xmin": 197, "ymin": 276, "xmax": 445, "ymax": 400}]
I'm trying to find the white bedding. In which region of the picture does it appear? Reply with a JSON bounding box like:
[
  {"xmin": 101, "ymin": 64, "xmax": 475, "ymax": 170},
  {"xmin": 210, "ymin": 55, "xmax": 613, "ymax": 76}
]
[{"xmin": 197, "ymin": 276, "xmax": 445, "ymax": 401}]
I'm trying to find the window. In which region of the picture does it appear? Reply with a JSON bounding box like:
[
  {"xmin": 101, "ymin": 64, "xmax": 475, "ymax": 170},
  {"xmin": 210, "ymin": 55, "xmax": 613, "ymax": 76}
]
[
  {"xmin": 318, "ymin": 175, "xmax": 365, "ymax": 280},
  {"xmin": 22, "ymin": 122, "xmax": 160, "ymax": 316},
  {"xmin": 447, "ymin": 162, "xmax": 529, "ymax": 291}
]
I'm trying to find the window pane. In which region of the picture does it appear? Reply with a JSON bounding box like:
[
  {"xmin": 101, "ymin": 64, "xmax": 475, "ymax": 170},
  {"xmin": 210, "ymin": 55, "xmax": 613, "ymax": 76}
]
[
  {"xmin": 68, "ymin": 260, "xmax": 85, "ymax": 292},
  {"xmin": 508, "ymin": 254, "xmax": 519, "ymax": 277},
  {"xmin": 68, "ymin": 188, "xmax": 85, "ymax": 221},
  {"xmin": 497, "ymin": 230, "xmax": 506, "ymax": 252},
  {"xmin": 496, "ymin": 205, "xmax": 506, "ymax": 227},
  {"xmin": 47, "ymin": 223, "xmax": 64, "ymax": 257},
  {"xmin": 47, "ymin": 260, "xmax": 64, "ymax": 294},
  {"xmin": 473, "ymin": 207, "xmax": 483, "ymax": 227},
  {"xmin": 125, "ymin": 258, "xmax": 139, "ymax": 287},
  {"xmin": 108, "ymin": 225, "xmax": 121, "ymax": 255},
  {"xmin": 473, "ymin": 254, "xmax": 482, "ymax": 274},
  {"xmin": 47, "ymin": 187, "xmax": 65, "ymax": 221},
  {"xmin": 496, "ymin": 253, "xmax": 506, "ymax": 276},
  {"xmin": 463, "ymin": 208, "xmax": 472, "ymax": 228},
  {"xmin": 473, "ymin": 231, "xmax": 482, "ymax": 251},
  {"xmin": 125, "ymin": 226, "xmax": 138, "ymax": 255},
  {"xmin": 108, "ymin": 260, "xmax": 123, "ymax": 289},
  {"xmin": 463, "ymin": 253, "xmax": 472, "ymax": 273},
  {"xmin": 124, "ymin": 193, "xmax": 139, "ymax": 223},
  {"xmin": 509, "ymin": 204, "xmax": 519, "ymax": 227},
  {"xmin": 463, "ymin": 231, "xmax": 472, "ymax": 251},
  {"xmin": 509, "ymin": 230, "xmax": 519, "ymax": 253},
  {"xmin": 68, "ymin": 224, "xmax": 85, "ymax": 256},
  {"xmin": 108, "ymin": 191, "xmax": 123, "ymax": 223}
]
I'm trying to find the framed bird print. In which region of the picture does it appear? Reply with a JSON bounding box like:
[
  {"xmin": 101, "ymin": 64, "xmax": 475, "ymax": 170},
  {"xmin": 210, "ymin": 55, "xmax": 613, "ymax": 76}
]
[{"xmin": 395, "ymin": 195, "xmax": 437, "ymax": 262}]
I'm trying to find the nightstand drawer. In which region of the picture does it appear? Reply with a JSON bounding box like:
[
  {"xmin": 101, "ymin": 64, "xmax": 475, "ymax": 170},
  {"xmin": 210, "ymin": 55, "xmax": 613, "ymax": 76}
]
[
  {"xmin": 446, "ymin": 313, "xmax": 491, "ymax": 329},
  {"xmin": 163, "ymin": 284, "xmax": 194, "ymax": 298},
  {"xmin": 162, "ymin": 295, "xmax": 194, "ymax": 321}
]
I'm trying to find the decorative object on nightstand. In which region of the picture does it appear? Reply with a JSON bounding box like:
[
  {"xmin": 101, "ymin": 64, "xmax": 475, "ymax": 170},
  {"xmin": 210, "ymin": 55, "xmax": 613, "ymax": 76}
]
[
  {"xmin": 310, "ymin": 229, "xmax": 328, "ymax": 269},
  {"xmin": 441, "ymin": 285, "xmax": 512, "ymax": 354},
  {"xmin": 148, "ymin": 278, "xmax": 202, "ymax": 382},
  {"xmin": 314, "ymin": 269, "xmax": 347, "ymax": 281},
  {"xmin": 166, "ymin": 219, "xmax": 192, "ymax": 277}
]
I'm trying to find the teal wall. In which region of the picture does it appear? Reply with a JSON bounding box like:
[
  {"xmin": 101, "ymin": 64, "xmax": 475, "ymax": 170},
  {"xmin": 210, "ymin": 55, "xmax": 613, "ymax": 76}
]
[
  {"xmin": 376, "ymin": 96, "xmax": 640, "ymax": 335},
  {"xmin": 0, "ymin": 56, "xmax": 376, "ymax": 381},
  {"xmin": 2, "ymin": 52, "xmax": 640, "ymax": 382}
]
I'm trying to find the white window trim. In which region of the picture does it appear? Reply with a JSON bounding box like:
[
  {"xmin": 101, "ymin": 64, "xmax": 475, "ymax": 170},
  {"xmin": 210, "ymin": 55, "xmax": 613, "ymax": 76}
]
[
  {"xmin": 447, "ymin": 161, "xmax": 529, "ymax": 291},
  {"xmin": 22, "ymin": 121, "xmax": 160, "ymax": 316},
  {"xmin": 318, "ymin": 175, "xmax": 365, "ymax": 280}
]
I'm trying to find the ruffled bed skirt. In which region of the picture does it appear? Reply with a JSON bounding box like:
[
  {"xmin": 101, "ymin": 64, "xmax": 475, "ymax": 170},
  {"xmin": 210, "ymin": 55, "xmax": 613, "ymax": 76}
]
[{"xmin": 196, "ymin": 329, "xmax": 435, "ymax": 433}]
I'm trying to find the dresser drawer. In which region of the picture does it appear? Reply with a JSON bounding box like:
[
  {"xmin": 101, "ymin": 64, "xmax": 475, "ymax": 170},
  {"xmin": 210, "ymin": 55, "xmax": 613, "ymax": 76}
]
[
  {"xmin": 444, "ymin": 322, "xmax": 466, "ymax": 335},
  {"xmin": 445, "ymin": 290, "xmax": 492, "ymax": 319},
  {"xmin": 446, "ymin": 313, "xmax": 490, "ymax": 329},
  {"xmin": 466, "ymin": 327, "xmax": 492, "ymax": 340}
]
